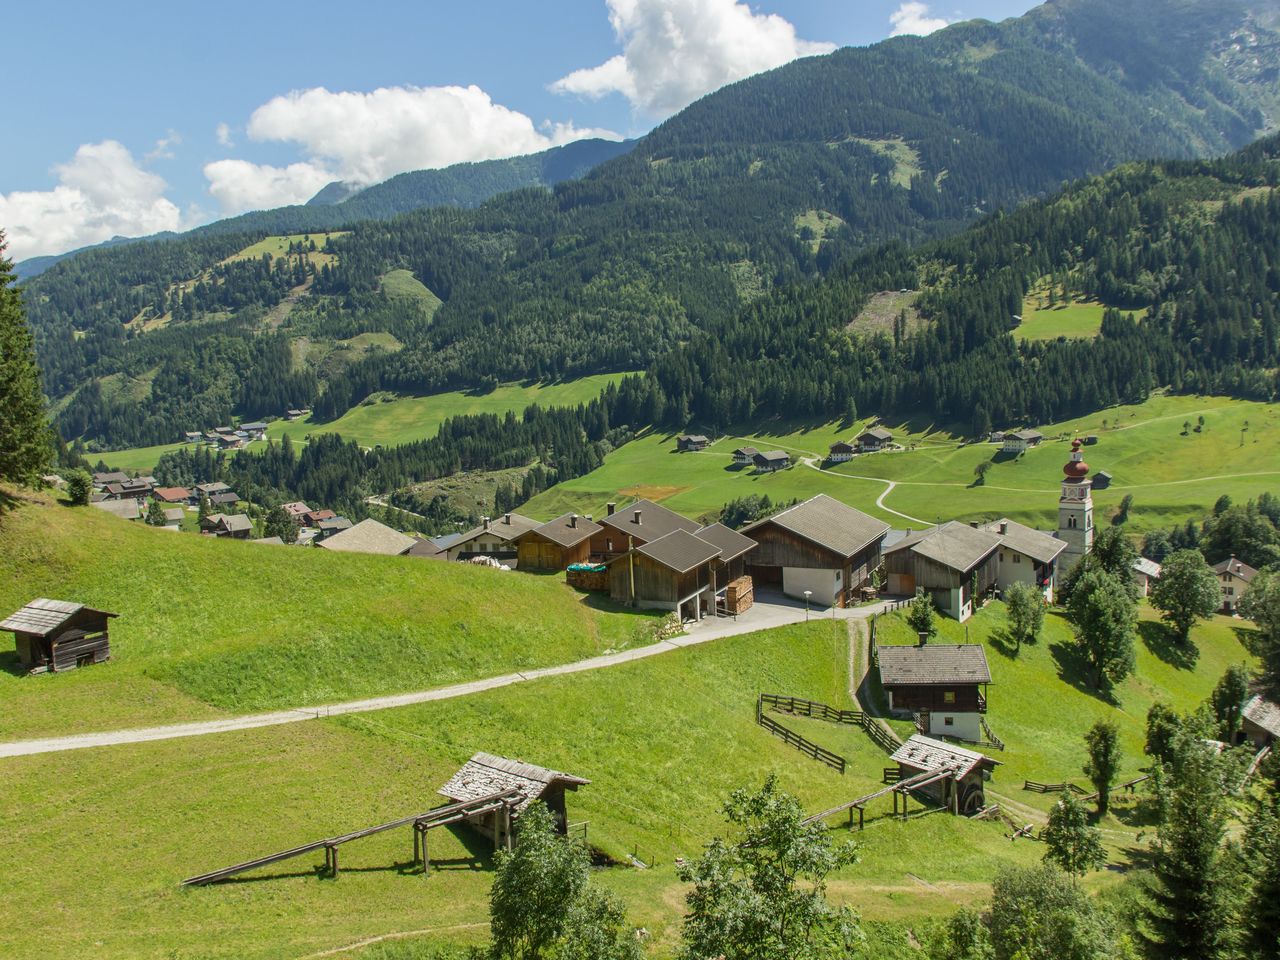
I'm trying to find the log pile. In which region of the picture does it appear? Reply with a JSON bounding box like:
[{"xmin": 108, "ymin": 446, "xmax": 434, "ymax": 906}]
[{"xmin": 724, "ymin": 576, "xmax": 754, "ymax": 614}]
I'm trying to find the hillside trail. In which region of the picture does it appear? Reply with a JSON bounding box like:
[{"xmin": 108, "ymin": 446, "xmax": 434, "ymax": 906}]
[
  {"xmin": 0, "ymin": 598, "xmax": 896, "ymax": 759},
  {"xmin": 798, "ymin": 456, "xmax": 929, "ymax": 525}
]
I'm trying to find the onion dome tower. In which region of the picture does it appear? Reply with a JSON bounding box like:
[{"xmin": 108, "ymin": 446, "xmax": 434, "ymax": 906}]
[{"xmin": 1057, "ymin": 438, "xmax": 1094, "ymax": 574}]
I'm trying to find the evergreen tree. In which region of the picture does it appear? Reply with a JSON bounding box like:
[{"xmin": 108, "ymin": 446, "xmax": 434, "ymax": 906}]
[
  {"xmin": 263, "ymin": 505, "xmax": 299, "ymax": 543},
  {"xmin": 1004, "ymin": 581, "xmax": 1044, "ymax": 652},
  {"xmin": 65, "ymin": 469, "xmax": 92, "ymax": 506},
  {"xmin": 1068, "ymin": 568, "xmax": 1137, "ymax": 689},
  {"xmin": 144, "ymin": 499, "xmax": 167, "ymax": 526},
  {"xmin": 1241, "ymin": 770, "xmax": 1280, "ymax": 960},
  {"xmin": 1041, "ymin": 791, "xmax": 1107, "ymax": 878},
  {"xmin": 198, "ymin": 494, "xmax": 212, "ymax": 523},
  {"xmin": 1083, "ymin": 720, "xmax": 1121, "ymax": 816},
  {"xmin": 1150, "ymin": 549, "xmax": 1222, "ymax": 643},
  {"xmin": 1209, "ymin": 664, "xmax": 1250, "ymax": 741},
  {"xmin": 1240, "ymin": 570, "xmax": 1280, "ymax": 695},
  {"xmin": 0, "ymin": 231, "xmax": 52, "ymax": 485},
  {"xmin": 907, "ymin": 591, "xmax": 937, "ymax": 642}
]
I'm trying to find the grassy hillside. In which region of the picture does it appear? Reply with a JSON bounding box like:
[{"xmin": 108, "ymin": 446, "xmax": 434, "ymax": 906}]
[
  {"xmin": 524, "ymin": 395, "xmax": 1280, "ymax": 532},
  {"xmin": 0, "ymin": 494, "xmax": 660, "ymax": 739}
]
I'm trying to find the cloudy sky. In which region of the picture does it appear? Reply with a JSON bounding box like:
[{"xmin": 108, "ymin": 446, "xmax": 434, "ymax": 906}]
[{"xmin": 2, "ymin": 0, "xmax": 1035, "ymax": 261}]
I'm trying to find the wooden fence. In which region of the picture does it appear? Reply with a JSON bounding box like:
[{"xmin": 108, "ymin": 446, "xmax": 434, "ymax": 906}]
[
  {"xmin": 1023, "ymin": 780, "xmax": 1090, "ymax": 795},
  {"xmin": 760, "ymin": 693, "xmax": 862, "ymax": 725},
  {"xmin": 755, "ymin": 697, "xmax": 846, "ymax": 773}
]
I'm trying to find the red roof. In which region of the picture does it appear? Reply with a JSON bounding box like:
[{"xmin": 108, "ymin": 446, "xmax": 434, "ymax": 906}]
[
  {"xmin": 305, "ymin": 509, "xmax": 337, "ymax": 523},
  {"xmin": 153, "ymin": 487, "xmax": 190, "ymax": 502}
]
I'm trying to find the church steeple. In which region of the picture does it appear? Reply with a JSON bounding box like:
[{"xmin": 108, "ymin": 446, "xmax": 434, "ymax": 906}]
[{"xmin": 1057, "ymin": 438, "xmax": 1093, "ymax": 574}]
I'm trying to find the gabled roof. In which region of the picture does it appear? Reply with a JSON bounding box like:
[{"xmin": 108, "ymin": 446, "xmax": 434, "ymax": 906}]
[
  {"xmin": 317, "ymin": 518, "xmax": 415, "ymax": 556},
  {"xmin": 196, "ymin": 482, "xmax": 231, "ymax": 495},
  {"xmin": 209, "ymin": 492, "xmax": 241, "ymax": 505},
  {"xmin": 218, "ymin": 514, "xmax": 252, "ymax": 533},
  {"xmin": 885, "ymin": 521, "xmax": 1001, "ymax": 574},
  {"xmin": 981, "ymin": 518, "xmax": 1067, "ymax": 565},
  {"xmin": 829, "ymin": 440, "xmax": 856, "ymax": 452},
  {"xmin": 93, "ymin": 471, "xmax": 129, "ymax": 485},
  {"xmin": 92, "ymin": 499, "xmax": 142, "ymax": 521},
  {"xmin": 318, "ymin": 517, "xmax": 353, "ymax": 532},
  {"xmin": 1009, "ymin": 429, "xmax": 1043, "ymax": 442},
  {"xmin": 877, "ymin": 643, "xmax": 992, "ymax": 686},
  {"xmin": 240, "ymin": 422, "xmax": 268, "ymax": 431},
  {"xmin": 753, "ymin": 449, "xmax": 790, "ymax": 463},
  {"xmin": 891, "ymin": 734, "xmax": 1000, "ymax": 780},
  {"xmin": 598, "ymin": 499, "xmax": 700, "ymax": 541},
  {"xmin": 253, "ymin": 536, "xmax": 286, "ymax": 545},
  {"xmin": 282, "ymin": 501, "xmax": 311, "ymax": 516},
  {"xmin": 407, "ymin": 538, "xmax": 448, "ymax": 559},
  {"xmin": 632, "ymin": 529, "xmax": 724, "ymax": 574},
  {"xmin": 679, "ymin": 434, "xmax": 710, "ymax": 444},
  {"xmin": 695, "ymin": 523, "xmax": 757, "ymax": 563},
  {"xmin": 858, "ymin": 427, "xmax": 893, "ymax": 442},
  {"xmin": 1133, "ymin": 557, "xmax": 1162, "ymax": 578},
  {"xmin": 456, "ymin": 513, "xmax": 541, "ymax": 545},
  {"xmin": 306, "ymin": 509, "xmax": 337, "ymax": 523},
  {"xmin": 1243, "ymin": 695, "xmax": 1280, "ymax": 739},
  {"xmin": 526, "ymin": 513, "xmax": 604, "ymax": 548},
  {"xmin": 153, "ymin": 487, "xmax": 190, "ymax": 502},
  {"xmin": 429, "ymin": 532, "xmax": 464, "ymax": 550},
  {"xmin": 742, "ymin": 494, "xmax": 889, "ymax": 560},
  {"xmin": 162, "ymin": 507, "xmax": 185, "ymax": 523},
  {"xmin": 439, "ymin": 752, "xmax": 590, "ymax": 814},
  {"xmin": 1, "ymin": 599, "xmax": 117, "ymax": 636},
  {"xmin": 733, "ymin": 445, "xmax": 760, "ymax": 457},
  {"xmin": 1213, "ymin": 557, "xmax": 1258, "ymax": 582}
]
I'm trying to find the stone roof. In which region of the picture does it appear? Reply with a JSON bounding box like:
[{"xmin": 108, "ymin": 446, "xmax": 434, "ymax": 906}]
[
  {"xmin": 635, "ymin": 529, "xmax": 724, "ymax": 574},
  {"xmin": 598, "ymin": 499, "xmax": 700, "ymax": 541},
  {"xmin": 753, "ymin": 449, "xmax": 790, "ymax": 464},
  {"xmin": 981, "ymin": 518, "xmax": 1067, "ymax": 565},
  {"xmin": 886, "ymin": 521, "xmax": 1001, "ymax": 573},
  {"xmin": 1214, "ymin": 557, "xmax": 1258, "ymax": 582},
  {"xmin": 891, "ymin": 735, "xmax": 999, "ymax": 780},
  {"xmin": 526, "ymin": 513, "xmax": 604, "ymax": 548},
  {"xmin": 877, "ymin": 643, "xmax": 992, "ymax": 686},
  {"xmin": 316, "ymin": 518, "xmax": 415, "ymax": 556},
  {"xmin": 743, "ymin": 494, "xmax": 890, "ymax": 560},
  {"xmin": 695, "ymin": 523, "xmax": 757, "ymax": 563},
  {"xmin": 1243, "ymin": 695, "xmax": 1280, "ymax": 739},
  {"xmin": 0, "ymin": 599, "xmax": 117, "ymax": 636},
  {"xmin": 456, "ymin": 513, "xmax": 542, "ymax": 545},
  {"xmin": 438, "ymin": 752, "xmax": 590, "ymax": 813}
]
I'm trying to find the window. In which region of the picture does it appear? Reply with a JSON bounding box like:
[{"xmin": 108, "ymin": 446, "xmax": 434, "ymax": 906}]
[
  {"xmin": 944, "ymin": 717, "xmax": 954, "ymax": 727},
  {"xmin": 1013, "ymin": 553, "xmax": 1021, "ymax": 564},
  {"xmin": 606, "ymin": 538, "xmax": 614, "ymax": 552},
  {"xmin": 1227, "ymin": 587, "xmax": 1234, "ymax": 596},
  {"xmin": 943, "ymin": 691, "xmax": 956, "ymax": 704}
]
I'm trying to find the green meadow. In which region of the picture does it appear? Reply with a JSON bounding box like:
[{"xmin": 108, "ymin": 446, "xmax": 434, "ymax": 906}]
[{"xmin": 1014, "ymin": 297, "xmax": 1114, "ymax": 341}]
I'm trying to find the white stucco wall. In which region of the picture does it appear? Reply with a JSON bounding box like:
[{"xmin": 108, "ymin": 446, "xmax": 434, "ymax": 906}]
[
  {"xmin": 782, "ymin": 567, "xmax": 842, "ymax": 605},
  {"xmin": 928, "ymin": 712, "xmax": 982, "ymax": 742}
]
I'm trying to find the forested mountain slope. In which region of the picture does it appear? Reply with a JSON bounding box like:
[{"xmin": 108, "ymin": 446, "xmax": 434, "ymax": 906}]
[{"xmin": 22, "ymin": 0, "xmax": 1280, "ymax": 448}]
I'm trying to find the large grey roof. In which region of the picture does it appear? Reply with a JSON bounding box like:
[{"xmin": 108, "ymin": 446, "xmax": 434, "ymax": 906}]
[
  {"xmin": 456, "ymin": 513, "xmax": 541, "ymax": 545},
  {"xmin": 438, "ymin": 752, "xmax": 589, "ymax": 813},
  {"xmin": 695, "ymin": 523, "xmax": 757, "ymax": 563},
  {"xmin": 317, "ymin": 518, "xmax": 415, "ymax": 556},
  {"xmin": 878, "ymin": 643, "xmax": 992, "ymax": 686},
  {"xmin": 0, "ymin": 599, "xmax": 116, "ymax": 636},
  {"xmin": 891, "ymin": 735, "xmax": 999, "ymax": 780},
  {"xmin": 742, "ymin": 494, "xmax": 889, "ymax": 559},
  {"xmin": 981, "ymin": 518, "xmax": 1067, "ymax": 565},
  {"xmin": 634, "ymin": 529, "xmax": 724, "ymax": 574},
  {"xmin": 219, "ymin": 514, "xmax": 253, "ymax": 533},
  {"xmin": 598, "ymin": 499, "xmax": 700, "ymax": 541},
  {"xmin": 526, "ymin": 513, "xmax": 604, "ymax": 548},
  {"xmin": 1243, "ymin": 695, "xmax": 1280, "ymax": 739},
  {"xmin": 92, "ymin": 499, "xmax": 141, "ymax": 520},
  {"xmin": 859, "ymin": 427, "xmax": 893, "ymax": 442},
  {"xmin": 885, "ymin": 521, "xmax": 1001, "ymax": 573},
  {"xmin": 1214, "ymin": 557, "xmax": 1258, "ymax": 581}
]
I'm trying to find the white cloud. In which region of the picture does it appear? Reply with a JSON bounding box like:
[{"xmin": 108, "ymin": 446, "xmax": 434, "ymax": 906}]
[
  {"xmin": 215, "ymin": 122, "xmax": 234, "ymax": 148},
  {"xmin": 889, "ymin": 2, "xmax": 952, "ymax": 37},
  {"xmin": 551, "ymin": 0, "xmax": 835, "ymax": 117},
  {"xmin": 145, "ymin": 130, "xmax": 182, "ymax": 162},
  {"xmin": 0, "ymin": 140, "xmax": 183, "ymax": 261},
  {"xmin": 202, "ymin": 84, "xmax": 622, "ymax": 215}
]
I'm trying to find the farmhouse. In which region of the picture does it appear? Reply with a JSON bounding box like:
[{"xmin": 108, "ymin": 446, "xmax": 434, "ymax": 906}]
[
  {"xmin": 438, "ymin": 752, "xmax": 590, "ymax": 846},
  {"xmin": 857, "ymin": 427, "xmax": 894, "ymax": 452},
  {"xmin": 608, "ymin": 528, "xmax": 725, "ymax": 619},
  {"xmin": 92, "ymin": 470, "xmax": 129, "ymax": 488},
  {"xmin": 877, "ymin": 640, "xmax": 992, "ymax": 742},
  {"xmin": 515, "ymin": 513, "xmax": 603, "ymax": 571},
  {"xmin": 202, "ymin": 513, "xmax": 252, "ymax": 539},
  {"xmin": 979, "ymin": 518, "xmax": 1067, "ymax": 602},
  {"xmin": 1, "ymin": 598, "xmax": 117, "ymax": 673},
  {"xmin": 282, "ymin": 501, "xmax": 311, "ymax": 522},
  {"xmin": 752, "ymin": 450, "xmax": 791, "ymax": 473},
  {"xmin": 240, "ymin": 421, "xmax": 268, "ymax": 438},
  {"xmin": 152, "ymin": 486, "xmax": 190, "ymax": 504},
  {"xmin": 828, "ymin": 440, "xmax": 856, "ymax": 463},
  {"xmin": 1002, "ymin": 429, "xmax": 1043, "ymax": 454},
  {"xmin": 1214, "ymin": 556, "xmax": 1257, "ymax": 614},
  {"xmin": 733, "ymin": 446, "xmax": 759, "ymax": 465},
  {"xmin": 592, "ymin": 499, "xmax": 700, "ymax": 560},
  {"xmin": 92, "ymin": 499, "xmax": 142, "ymax": 521},
  {"xmin": 195, "ymin": 482, "xmax": 231, "ymax": 498},
  {"xmin": 162, "ymin": 507, "xmax": 185, "ymax": 528},
  {"xmin": 741, "ymin": 494, "xmax": 889, "ymax": 607},
  {"xmin": 1241, "ymin": 695, "xmax": 1280, "ymax": 750},
  {"xmin": 105, "ymin": 478, "xmax": 153, "ymax": 500},
  {"xmin": 303, "ymin": 508, "xmax": 336, "ymax": 526},
  {"xmin": 209, "ymin": 491, "xmax": 242, "ymax": 508},
  {"xmin": 676, "ymin": 434, "xmax": 710, "ymax": 452},
  {"xmin": 448, "ymin": 513, "xmax": 541, "ymax": 563},
  {"xmin": 183, "ymin": 431, "xmax": 202, "ymax": 443},
  {"xmin": 891, "ymin": 735, "xmax": 1000, "ymax": 815},
  {"xmin": 1132, "ymin": 557, "xmax": 1162, "ymax": 597},
  {"xmin": 884, "ymin": 522, "xmax": 1001, "ymax": 621},
  {"xmin": 317, "ymin": 518, "xmax": 415, "ymax": 556}
]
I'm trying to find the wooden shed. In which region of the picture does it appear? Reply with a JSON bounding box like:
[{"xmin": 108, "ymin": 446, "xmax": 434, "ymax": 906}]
[
  {"xmin": 608, "ymin": 529, "xmax": 723, "ymax": 619},
  {"xmin": 883, "ymin": 522, "xmax": 1000, "ymax": 622},
  {"xmin": 592, "ymin": 500, "xmax": 701, "ymax": 560},
  {"xmin": 695, "ymin": 522, "xmax": 758, "ymax": 615},
  {"xmin": 1241, "ymin": 695, "xmax": 1280, "ymax": 750},
  {"xmin": 438, "ymin": 752, "xmax": 590, "ymax": 846},
  {"xmin": 516, "ymin": 513, "xmax": 603, "ymax": 571},
  {"xmin": 891, "ymin": 735, "xmax": 1000, "ymax": 815},
  {"xmin": 1, "ymin": 599, "xmax": 118, "ymax": 673}
]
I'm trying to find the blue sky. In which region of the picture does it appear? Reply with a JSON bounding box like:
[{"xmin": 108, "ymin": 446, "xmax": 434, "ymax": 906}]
[{"xmin": 2, "ymin": 0, "xmax": 1035, "ymax": 260}]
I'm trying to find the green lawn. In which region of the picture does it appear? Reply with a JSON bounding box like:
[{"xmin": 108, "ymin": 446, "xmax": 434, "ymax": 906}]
[
  {"xmin": 524, "ymin": 394, "xmax": 1280, "ymax": 534},
  {"xmin": 0, "ymin": 494, "xmax": 663, "ymax": 739},
  {"xmin": 1014, "ymin": 297, "xmax": 1116, "ymax": 341}
]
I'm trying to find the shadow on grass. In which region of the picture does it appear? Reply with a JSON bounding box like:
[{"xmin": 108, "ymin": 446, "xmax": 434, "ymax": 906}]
[
  {"xmin": 1137, "ymin": 621, "xmax": 1199, "ymax": 671},
  {"xmin": 988, "ymin": 628, "xmax": 1022, "ymax": 660},
  {"xmin": 1233, "ymin": 624, "xmax": 1265, "ymax": 657},
  {"xmin": 0, "ymin": 651, "xmax": 29, "ymax": 678},
  {"xmin": 1048, "ymin": 641, "xmax": 1118, "ymax": 705}
]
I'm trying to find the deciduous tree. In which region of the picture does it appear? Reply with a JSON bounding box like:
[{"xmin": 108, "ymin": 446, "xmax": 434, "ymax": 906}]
[
  {"xmin": 1042, "ymin": 791, "xmax": 1107, "ymax": 878},
  {"xmin": 1068, "ymin": 568, "xmax": 1137, "ymax": 689},
  {"xmin": 1083, "ymin": 720, "xmax": 1121, "ymax": 816},
  {"xmin": 1004, "ymin": 581, "xmax": 1044, "ymax": 652},
  {"xmin": 1150, "ymin": 549, "xmax": 1221, "ymax": 643}
]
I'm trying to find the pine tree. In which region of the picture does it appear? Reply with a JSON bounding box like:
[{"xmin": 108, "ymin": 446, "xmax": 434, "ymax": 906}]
[
  {"xmin": 65, "ymin": 469, "xmax": 92, "ymax": 506},
  {"xmin": 1209, "ymin": 664, "xmax": 1250, "ymax": 741},
  {"xmin": 1241, "ymin": 766, "xmax": 1280, "ymax": 959},
  {"xmin": 0, "ymin": 231, "xmax": 52, "ymax": 485},
  {"xmin": 145, "ymin": 499, "xmax": 167, "ymax": 526},
  {"xmin": 907, "ymin": 591, "xmax": 937, "ymax": 642}
]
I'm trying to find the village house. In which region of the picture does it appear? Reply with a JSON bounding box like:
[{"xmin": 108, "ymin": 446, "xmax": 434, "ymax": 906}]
[
  {"xmin": 183, "ymin": 431, "xmax": 203, "ymax": 443},
  {"xmin": 438, "ymin": 752, "xmax": 590, "ymax": 845},
  {"xmin": 732, "ymin": 446, "xmax": 759, "ymax": 465},
  {"xmin": 515, "ymin": 513, "xmax": 604, "ymax": 571},
  {"xmin": 92, "ymin": 470, "xmax": 129, "ymax": 489},
  {"xmin": 857, "ymin": 427, "xmax": 894, "ymax": 452},
  {"xmin": 152, "ymin": 486, "xmax": 190, "ymax": 504},
  {"xmin": 1001, "ymin": 429, "xmax": 1044, "ymax": 454},
  {"xmin": 1, "ymin": 598, "xmax": 117, "ymax": 673},
  {"xmin": 752, "ymin": 450, "xmax": 790, "ymax": 473},
  {"xmin": 162, "ymin": 508, "xmax": 185, "ymax": 528},
  {"xmin": 676, "ymin": 434, "xmax": 710, "ymax": 452},
  {"xmin": 884, "ymin": 522, "xmax": 1001, "ymax": 622},
  {"xmin": 1132, "ymin": 557, "xmax": 1162, "ymax": 597},
  {"xmin": 317, "ymin": 518, "xmax": 415, "ymax": 556},
  {"xmin": 979, "ymin": 518, "xmax": 1066, "ymax": 602},
  {"xmin": 285, "ymin": 409, "xmax": 305, "ymax": 421},
  {"xmin": 1214, "ymin": 556, "xmax": 1257, "ymax": 614},
  {"xmin": 91, "ymin": 499, "xmax": 142, "ymax": 521},
  {"xmin": 608, "ymin": 528, "xmax": 726, "ymax": 619},
  {"xmin": 877, "ymin": 639, "xmax": 992, "ymax": 742},
  {"xmin": 105, "ymin": 478, "xmax": 154, "ymax": 501},
  {"xmin": 891, "ymin": 735, "xmax": 1000, "ymax": 816},
  {"xmin": 316, "ymin": 517, "xmax": 354, "ymax": 539},
  {"xmin": 591, "ymin": 500, "xmax": 701, "ymax": 560},
  {"xmin": 202, "ymin": 513, "xmax": 252, "ymax": 539},
  {"xmin": 196, "ymin": 482, "xmax": 231, "ymax": 499},
  {"xmin": 303, "ymin": 508, "xmax": 337, "ymax": 527},
  {"xmin": 282, "ymin": 501, "xmax": 312, "ymax": 522},
  {"xmin": 1241, "ymin": 695, "xmax": 1280, "ymax": 750},
  {"xmin": 828, "ymin": 440, "xmax": 857, "ymax": 463},
  {"xmin": 741, "ymin": 494, "xmax": 889, "ymax": 607},
  {"xmin": 988, "ymin": 431, "xmax": 1005, "ymax": 444},
  {"xmin": 240, "ymin": 422, "xmax": 268, "ymax": 439},
  {"xmin": 209, "ymin": 491, "xmax": 242, "ymax": 509},
  {"xmin": 447, "ymin": 513, "xmax": 541, "ymax": 564}
]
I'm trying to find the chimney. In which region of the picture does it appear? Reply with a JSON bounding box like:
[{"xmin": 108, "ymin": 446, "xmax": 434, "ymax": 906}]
[
  {"xmin": 504, "ymin": 513, "xmax": 511, "ymax": 525},
  {"xmin": 607, "ymin": 502, "xmax": 616, "ymax": 516},
  {"xmin": 969, "ymin": 520, "xmax": 979, "ymax": 529},
  {"xmin": 570, "ymin": 514, "xmax": 578, "ymax": 529},
  {"xmin": 585, "ymin": 514, "xmax": 593, "ymax": 522},
  {"xmin": 483, "ymin": 516, "xmax": 491, "ymax": 530},
  {"xmin": 999, "ymin": 521, "xmax": 1008, "ymax": 535},
  {"xmin": 634, "ymin": 510, "xmax": 642, "ymax": 525},
  {"xmin": 918, "ymin": 631, "xmax": 929, "ymax": 647}
]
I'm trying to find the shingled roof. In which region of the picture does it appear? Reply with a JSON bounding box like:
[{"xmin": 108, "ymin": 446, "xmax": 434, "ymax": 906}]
[
  {"xmin": 1243, "ymin": 695, "xmax": 1280, "ymax": 739},
  {"xmin": 1214, "ymin": 557, "xmax": 1258, "ymax": 582},
  {"xmin": 526, "ymin": 513, "xmax": 604, "ymax": 548},
  {"xmin": 0, "ymin": 599, "xmax": 117, "ymax": 637},
  {"xmin": 980, "ymin": 518, "xmax": 1067, "ymax": 565},
  {"xmin": 742, "ymin": 494, "xmax": 889, "ymax": 559},
  {"xmin": 317, "ymin": 518, "xmax": 415, "ymax": 556},
  {"xmin": 634, "ymin": 529, "xmax": 724, "ymax": 574},
  {"xmin": 877, "ymin": 642, "xmax": 992, "ymax": 686},
  {"xmin": 457, "ymin": 512, "xmax": 542, "ymax": 545},
  {"xmin": 891, "ymin": 735, "xmax": 999, "ymax": 780},
  {"xmin": 886, "ymin": 522, "xmax": 1001, "ymax": 574},
  {"xmin": 438, "ymin": 752, "xmax": 590, "ymax": 813},
  {"xmin": 598, "ymin": 499, "xmax": 700, "ymax": 541},
  {"xmin": 695, "ymin": 523, "xmax": 757, "ymax": 563}
]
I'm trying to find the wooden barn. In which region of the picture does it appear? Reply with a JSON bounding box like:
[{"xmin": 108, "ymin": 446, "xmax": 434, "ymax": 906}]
[
  {"xmin": 438, "ymin": 752, "xmax": 590, "ymax": 846},
  {"xmin": 608, "ymin": 529, "xmax": 724, "ymax": 619},
  {"xmin": 694, "ymin": 523, "xmax": 757, "ymax": 615},
  {"xmin": 1241, "ymin": 695, "xmax": 1280, "ymax": 750},
  {"xmin": 676, "ymin": 434, "xmax": 710, "ymax": 452},
  {"xmin": 884, "ymin": 522, "xmax": 1001, "ymax": 621},
  {"xmin": 876, "ymin": 641, "xmax": 992, "ymax": 742},
  {"xmin": 592, "ymin": 500, "xmax": 700, "ymax": 560},
  {"xmin": 1, "ymin": 599, "xmax": 118, "ymax": 673},
  {"xmin": 891, "ymin": 735, "xmax": 1000, "ymax": 815},
  {"xmin": 516, "ymin": 513, "xmax": 603, "ymax": 571},
  {"xmin": 741, "ymin": 494, "xmax": 889, "ymax": 607},
  {"xmin": 857, "ymin": 427, "xmax": 893, "ymax": 452}
]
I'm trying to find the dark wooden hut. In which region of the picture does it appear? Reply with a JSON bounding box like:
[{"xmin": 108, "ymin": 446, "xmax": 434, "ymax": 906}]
[
  {"xmin": 438, "ymin": 752, "xmax": 590, "ymax": 846},
  {"xmin": 877, "ymin": 641, "xmax": 992, "ymax": 742},
  {"xmin": 1, "ymin": 599, "xmax": 118, "ymax": 673},
  {"xmin": 516, "ymin": 513, "xmax": 603, "ymax": 571},
  {"xmin": 608, "ymin": 529, "xmax": 723, "ymax": 619},
  {"xmin": 891, "ymin": 735, "xmax": 1000, "ymax": 815},
  {"xmin": 592, "ymin": 500, "xmax": 700, "ymax": 560}
]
